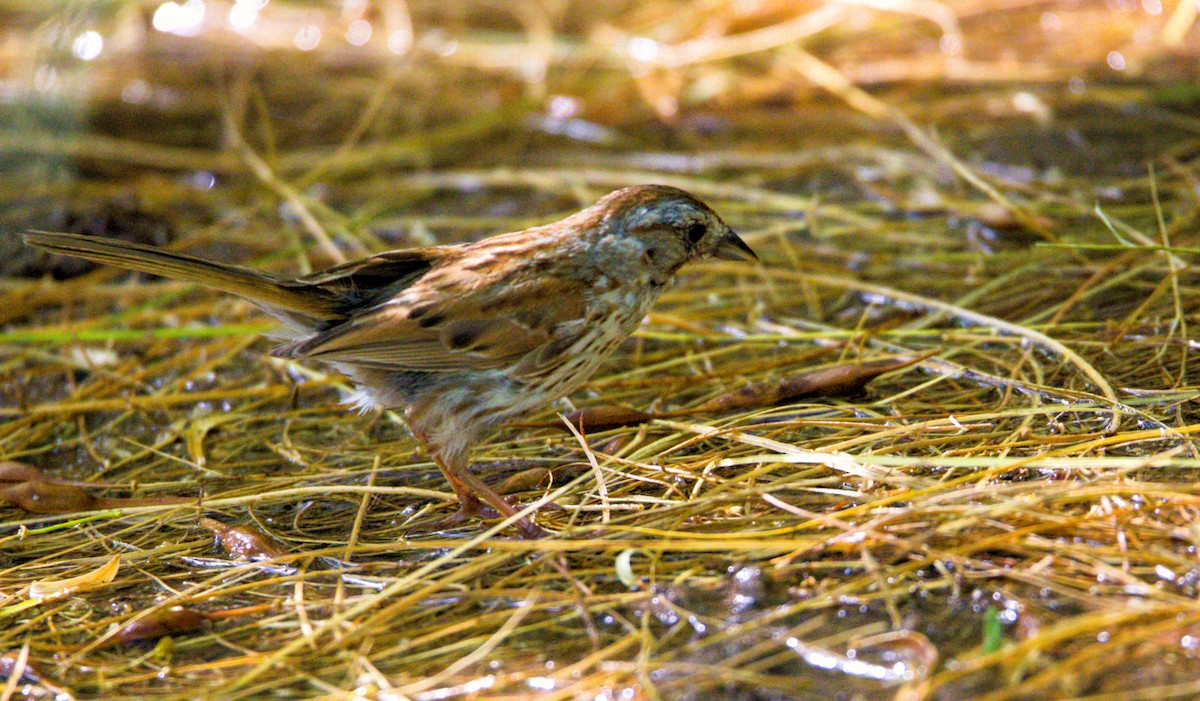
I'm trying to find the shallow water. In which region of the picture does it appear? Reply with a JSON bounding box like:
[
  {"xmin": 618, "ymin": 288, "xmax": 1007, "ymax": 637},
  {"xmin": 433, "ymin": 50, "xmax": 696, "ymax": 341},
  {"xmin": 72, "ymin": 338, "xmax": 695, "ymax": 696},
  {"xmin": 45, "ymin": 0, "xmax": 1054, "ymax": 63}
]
[{"xmin": 2, "ymin": 2, "xmax": 1199, "ymax": 700}]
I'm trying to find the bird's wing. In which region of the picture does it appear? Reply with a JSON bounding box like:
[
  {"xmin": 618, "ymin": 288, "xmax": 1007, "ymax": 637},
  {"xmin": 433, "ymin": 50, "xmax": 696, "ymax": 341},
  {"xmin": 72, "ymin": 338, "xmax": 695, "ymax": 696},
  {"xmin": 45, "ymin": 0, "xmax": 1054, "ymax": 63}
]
[
  {"xmin": 272, "ymin": 273, "xmax": 590, "ymax": 373},
  {"xmin": 288, "ymin": 247, "xmax": 461, "ymax": 319}
]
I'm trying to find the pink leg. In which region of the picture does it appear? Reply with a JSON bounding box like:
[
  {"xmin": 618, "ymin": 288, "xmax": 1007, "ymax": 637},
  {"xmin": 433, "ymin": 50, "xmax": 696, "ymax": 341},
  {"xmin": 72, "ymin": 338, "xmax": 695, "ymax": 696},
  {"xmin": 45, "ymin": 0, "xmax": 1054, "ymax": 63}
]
[{"xmin": 428, "ymin": 450, "xmax": 545, "ymax": 539}]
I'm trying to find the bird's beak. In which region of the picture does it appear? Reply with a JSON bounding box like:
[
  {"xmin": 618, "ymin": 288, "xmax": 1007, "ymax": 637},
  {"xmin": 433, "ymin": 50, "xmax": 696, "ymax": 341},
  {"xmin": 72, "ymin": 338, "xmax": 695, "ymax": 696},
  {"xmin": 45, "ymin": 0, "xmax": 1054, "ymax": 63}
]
[{"xmin": 713, "ymin": 229, "xmax": 758, "ymax": 262}]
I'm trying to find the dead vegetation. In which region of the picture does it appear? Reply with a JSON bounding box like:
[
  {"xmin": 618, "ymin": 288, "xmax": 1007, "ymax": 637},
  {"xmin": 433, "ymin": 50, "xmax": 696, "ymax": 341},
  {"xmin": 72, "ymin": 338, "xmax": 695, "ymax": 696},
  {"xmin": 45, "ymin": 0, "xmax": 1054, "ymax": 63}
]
[{"xmin": 2, "ymin": 0, "xmax": 1200, "ymax": 699}]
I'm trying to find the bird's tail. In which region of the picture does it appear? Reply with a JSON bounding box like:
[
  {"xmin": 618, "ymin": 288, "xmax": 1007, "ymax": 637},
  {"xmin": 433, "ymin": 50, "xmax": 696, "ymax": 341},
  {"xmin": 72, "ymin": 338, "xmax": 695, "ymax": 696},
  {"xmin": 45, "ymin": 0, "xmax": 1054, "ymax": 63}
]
[{"xmin": 23, "ymin": 231, "xmax": 339, "ymax": 321}]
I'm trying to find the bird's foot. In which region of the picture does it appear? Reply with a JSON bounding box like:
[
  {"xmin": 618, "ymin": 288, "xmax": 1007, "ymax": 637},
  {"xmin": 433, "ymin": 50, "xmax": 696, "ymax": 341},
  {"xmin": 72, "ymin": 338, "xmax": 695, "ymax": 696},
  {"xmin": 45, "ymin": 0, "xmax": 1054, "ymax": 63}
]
[
  {"xmin": 419, "ymin": 446, "xmax": 549, "ymax": 538},
  {"xmin": 413, "ymin": 494, "xmax": 546, "ymax": 539},
  {"xmin": 463, "ymin": 502, "xmax": 546, "ymax": 540}
]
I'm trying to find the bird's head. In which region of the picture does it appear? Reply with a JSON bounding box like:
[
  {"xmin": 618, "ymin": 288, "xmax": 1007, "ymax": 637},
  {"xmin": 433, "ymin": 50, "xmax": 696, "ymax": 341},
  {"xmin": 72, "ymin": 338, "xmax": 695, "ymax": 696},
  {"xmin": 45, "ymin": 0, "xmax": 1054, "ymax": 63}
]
[{"xmin": 594, "ymin": 185, "xmax": 757, "ymax": 281}]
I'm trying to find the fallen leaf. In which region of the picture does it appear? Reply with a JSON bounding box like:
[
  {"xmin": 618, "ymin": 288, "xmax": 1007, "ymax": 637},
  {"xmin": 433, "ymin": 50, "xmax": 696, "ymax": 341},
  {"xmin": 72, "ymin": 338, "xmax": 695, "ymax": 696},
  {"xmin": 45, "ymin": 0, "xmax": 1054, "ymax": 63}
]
[
  {"xmin": 0, "ymin": 461, "xmax": 45, "ymax": 483},
  {"xmin": 1, "ymin": 480, "xmax": 99, "ymax": 514},
  {"xmin": 495, "ymin": 468, "xmax": 552, "ymax": 495},
  {"xmin": 199, "ymin": 517, "xmax": 287, "ymax": 561},
  {"xmin": 28, "ymin": 555, "xmax": 120, "ymax": 601},
  {"xmin": 0, "ymin": 648, "xmax": 74, "ymax": 700},
  {"xmin": 95, "ymin": 603, "xmax": 271, "ymax": 648},
  {"xmin": 0, "ymin": 480, "xmax": 189, "ymax": 514},
  {"xmin": 561, "ymin": 406, "xmax": 654, "ymax": 433},
  {"xmin": 99, "ymin": 607, "xmax": 211, "ymax": 648},
  {"xmin": 693, "ymin": 351, "xmax": 938, "ymax": 413}
]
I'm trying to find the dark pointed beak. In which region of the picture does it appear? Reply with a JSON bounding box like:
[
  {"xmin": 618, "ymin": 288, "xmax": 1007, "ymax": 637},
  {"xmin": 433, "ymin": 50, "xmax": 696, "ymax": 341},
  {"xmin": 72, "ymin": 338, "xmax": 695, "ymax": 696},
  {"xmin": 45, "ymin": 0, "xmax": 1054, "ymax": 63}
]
[{"xmin": 713, "ymin": 229, "xmax": 758, "ymax": 262}]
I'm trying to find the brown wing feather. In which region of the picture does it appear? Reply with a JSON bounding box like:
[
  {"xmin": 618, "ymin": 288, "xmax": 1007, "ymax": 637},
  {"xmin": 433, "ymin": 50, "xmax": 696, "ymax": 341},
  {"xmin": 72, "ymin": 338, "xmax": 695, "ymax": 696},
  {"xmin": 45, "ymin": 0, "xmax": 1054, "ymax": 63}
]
[
  {"xmin": 295, "ymin": 248, "xmax": 455, "ymax": 288},
  {"xmin": 273, "ymin": 275, "xmax": 589, "ymax": 373},
  {"xmin": 288, "ymin": 247, "xmax": 460, "ymax": 319}
]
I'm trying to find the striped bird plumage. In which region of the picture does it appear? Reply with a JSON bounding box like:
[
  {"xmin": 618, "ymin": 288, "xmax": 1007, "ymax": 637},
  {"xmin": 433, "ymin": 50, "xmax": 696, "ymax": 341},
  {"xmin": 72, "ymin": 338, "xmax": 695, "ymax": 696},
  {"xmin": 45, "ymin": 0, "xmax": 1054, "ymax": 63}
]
[{"xmin": 24, "ymin": 185, "xmax": 757, "ymax": 536}]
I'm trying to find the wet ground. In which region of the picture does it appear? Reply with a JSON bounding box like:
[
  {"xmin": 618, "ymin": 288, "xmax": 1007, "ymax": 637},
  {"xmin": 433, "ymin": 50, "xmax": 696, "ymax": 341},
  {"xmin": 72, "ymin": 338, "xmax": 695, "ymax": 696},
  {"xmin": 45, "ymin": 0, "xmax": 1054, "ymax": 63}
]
[{"xmin": 3, "ymin": 2, "xmax": 1200, "ymax": 700}]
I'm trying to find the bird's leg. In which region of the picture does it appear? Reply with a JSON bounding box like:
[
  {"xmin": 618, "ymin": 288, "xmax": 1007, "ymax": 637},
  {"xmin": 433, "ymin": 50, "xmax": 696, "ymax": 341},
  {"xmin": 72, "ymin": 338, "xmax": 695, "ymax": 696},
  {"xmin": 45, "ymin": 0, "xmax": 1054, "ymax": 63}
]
[{"xmin": 424, "ymin": 445, "xmax": 545, "ymax": 539}]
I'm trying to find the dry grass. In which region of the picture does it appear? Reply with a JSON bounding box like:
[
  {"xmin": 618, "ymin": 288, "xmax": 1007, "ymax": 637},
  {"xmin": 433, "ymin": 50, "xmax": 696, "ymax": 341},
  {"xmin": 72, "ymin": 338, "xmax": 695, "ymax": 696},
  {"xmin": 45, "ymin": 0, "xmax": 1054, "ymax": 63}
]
[{"xmin": 2, "ymin": 1, "xmax": 1200, "ymax": 699}]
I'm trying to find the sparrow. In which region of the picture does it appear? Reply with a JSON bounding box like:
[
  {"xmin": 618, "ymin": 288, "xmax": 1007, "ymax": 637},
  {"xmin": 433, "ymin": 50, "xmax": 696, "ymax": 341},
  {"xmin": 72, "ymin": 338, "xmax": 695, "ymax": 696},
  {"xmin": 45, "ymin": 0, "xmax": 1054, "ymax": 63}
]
[{"xmin": 24, "ymin": 185, "xmax": 757, "ymax": 537}]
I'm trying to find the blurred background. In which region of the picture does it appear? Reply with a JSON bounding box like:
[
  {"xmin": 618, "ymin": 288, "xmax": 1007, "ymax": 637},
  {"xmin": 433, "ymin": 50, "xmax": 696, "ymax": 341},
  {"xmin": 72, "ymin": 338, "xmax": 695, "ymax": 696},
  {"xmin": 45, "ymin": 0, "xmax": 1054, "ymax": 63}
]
[{"xmin": 2, "ymin": 0, "xmax": 1196, "ymax": 271}]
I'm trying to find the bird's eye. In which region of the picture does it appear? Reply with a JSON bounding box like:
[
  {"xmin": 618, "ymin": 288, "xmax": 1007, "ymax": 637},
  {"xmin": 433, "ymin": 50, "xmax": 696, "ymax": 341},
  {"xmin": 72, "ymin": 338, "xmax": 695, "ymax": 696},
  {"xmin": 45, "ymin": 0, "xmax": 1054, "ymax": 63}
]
[{"xmin": 684, "ymin": 222, "xmax": 707, "ymax": 244}]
